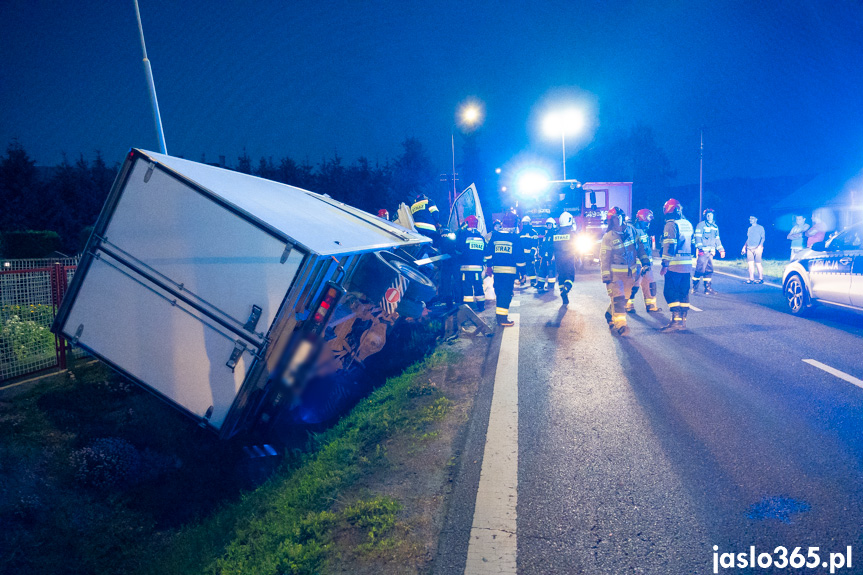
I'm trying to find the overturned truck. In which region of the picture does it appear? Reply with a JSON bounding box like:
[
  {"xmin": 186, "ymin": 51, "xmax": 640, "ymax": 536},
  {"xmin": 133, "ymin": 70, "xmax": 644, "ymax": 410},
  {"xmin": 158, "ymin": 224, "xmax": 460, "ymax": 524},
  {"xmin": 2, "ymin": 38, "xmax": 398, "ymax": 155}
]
[{"xmin": 52, "ymin": 149, "xmax": 437, "ymax": 440}]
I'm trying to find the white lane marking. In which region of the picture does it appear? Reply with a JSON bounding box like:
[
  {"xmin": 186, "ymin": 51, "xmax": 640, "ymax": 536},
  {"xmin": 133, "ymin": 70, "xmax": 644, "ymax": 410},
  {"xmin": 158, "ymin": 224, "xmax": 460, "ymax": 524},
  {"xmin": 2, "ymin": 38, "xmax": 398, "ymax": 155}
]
[
  {"xmin": 712, "ymin": 269, "xmax": 782, "ymax": 288},
  {"xmin": 689, "ymin": 304, "xmax": 703, "ymax": 312},
  {"xmin": 803, "ymin": 359, "xmax": 863, "ymax": 389},
  {"xmin": 465, "ymin": 313, "xmax": 519, "ymax": 574},
  {"xmin": 510, "ymin": 300, "xmax": 520, "ymax": 307}
]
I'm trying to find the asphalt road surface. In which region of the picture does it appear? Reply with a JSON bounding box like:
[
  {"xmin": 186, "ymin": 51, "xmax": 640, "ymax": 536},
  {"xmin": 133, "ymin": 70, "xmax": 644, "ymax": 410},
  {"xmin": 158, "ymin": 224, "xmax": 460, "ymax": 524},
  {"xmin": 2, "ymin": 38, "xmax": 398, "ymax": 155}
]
[{"xmin": 436, "ymin": 267, "xmax": 863, "ymax": 575}]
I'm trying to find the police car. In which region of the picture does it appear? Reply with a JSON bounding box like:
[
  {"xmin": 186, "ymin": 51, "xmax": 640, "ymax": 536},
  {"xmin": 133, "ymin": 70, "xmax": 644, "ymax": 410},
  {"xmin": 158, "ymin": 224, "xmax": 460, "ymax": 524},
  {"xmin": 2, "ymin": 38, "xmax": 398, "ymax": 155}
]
[{"xmin": 782, "ymin": 222, "xmax": 863, "ymax": 316}]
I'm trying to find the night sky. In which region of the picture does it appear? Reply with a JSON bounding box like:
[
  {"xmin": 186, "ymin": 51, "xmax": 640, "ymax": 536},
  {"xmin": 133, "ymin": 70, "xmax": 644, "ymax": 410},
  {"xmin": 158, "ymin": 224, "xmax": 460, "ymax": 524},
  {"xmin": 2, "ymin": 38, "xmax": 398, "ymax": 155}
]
[{"xmin": 2, "ymin": 1, "xmax": 862, "ymax": 186}]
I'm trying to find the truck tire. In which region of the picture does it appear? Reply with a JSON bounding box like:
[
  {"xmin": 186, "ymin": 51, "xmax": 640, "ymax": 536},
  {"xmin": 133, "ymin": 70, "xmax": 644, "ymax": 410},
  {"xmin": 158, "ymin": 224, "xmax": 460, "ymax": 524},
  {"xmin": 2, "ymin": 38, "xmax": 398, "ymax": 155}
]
[{"xmin": 379, "ymin": 252, "xmax": 437, "ymax": 302}]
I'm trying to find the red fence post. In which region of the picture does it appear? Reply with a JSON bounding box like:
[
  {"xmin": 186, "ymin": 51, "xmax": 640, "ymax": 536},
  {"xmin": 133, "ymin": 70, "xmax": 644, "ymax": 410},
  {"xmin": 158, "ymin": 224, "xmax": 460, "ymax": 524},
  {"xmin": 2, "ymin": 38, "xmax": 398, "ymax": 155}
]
[{"xmin": 52, "ymin": 262, "xmax": 69, "ymax": 370}]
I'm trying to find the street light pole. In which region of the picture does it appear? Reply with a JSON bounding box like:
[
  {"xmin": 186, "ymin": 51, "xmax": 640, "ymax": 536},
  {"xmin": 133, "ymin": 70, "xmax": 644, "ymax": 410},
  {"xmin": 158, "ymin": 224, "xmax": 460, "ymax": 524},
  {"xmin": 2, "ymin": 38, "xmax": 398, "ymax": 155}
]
[
  {"xmin": 561, "ymin": 131, "xmax": 567, "ymax": 181},
  {"xmin": 451, "ymin": 131, "xmax": 457, "ymax": 208},
  {"xmin": 699, "ymin": 129, "xmax": 703, "ymax": 219}
]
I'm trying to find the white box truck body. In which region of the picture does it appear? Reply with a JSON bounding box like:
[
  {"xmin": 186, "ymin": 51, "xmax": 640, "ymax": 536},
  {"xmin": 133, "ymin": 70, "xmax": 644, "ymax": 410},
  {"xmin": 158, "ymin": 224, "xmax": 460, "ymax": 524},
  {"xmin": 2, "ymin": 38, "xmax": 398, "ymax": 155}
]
[{"xmin": 53, "ymin": 149, "xmax": 435, "ymax": 438}]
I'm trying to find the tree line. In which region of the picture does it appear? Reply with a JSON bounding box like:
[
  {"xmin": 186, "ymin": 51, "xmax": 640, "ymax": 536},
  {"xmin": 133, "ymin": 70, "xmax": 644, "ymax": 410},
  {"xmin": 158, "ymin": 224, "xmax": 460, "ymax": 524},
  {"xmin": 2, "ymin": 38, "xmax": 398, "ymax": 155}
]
[{"xmin": 0, "ymin": 137, "xmax": 440, "ymax": 257}]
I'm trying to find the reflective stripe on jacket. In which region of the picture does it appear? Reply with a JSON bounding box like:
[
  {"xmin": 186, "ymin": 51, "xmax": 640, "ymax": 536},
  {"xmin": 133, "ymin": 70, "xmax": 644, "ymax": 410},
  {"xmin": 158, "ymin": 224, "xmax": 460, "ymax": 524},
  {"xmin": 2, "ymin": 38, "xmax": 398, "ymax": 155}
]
[
  {"xmin": 662, "ymin": 217, "xmax": 694, "ymax": 273},
  {"xmin": 600, "ymin": 223, "xmax": 650, "ymax": 282}
]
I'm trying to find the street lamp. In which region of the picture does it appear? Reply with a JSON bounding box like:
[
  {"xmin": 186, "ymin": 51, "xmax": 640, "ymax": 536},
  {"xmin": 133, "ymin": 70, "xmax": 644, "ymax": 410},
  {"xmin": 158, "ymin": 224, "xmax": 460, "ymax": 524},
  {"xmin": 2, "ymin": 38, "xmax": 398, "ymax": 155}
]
[
  {"xmin": 543, "ymin": 108, "xmax": 584, "ymax": 181},
  {"xmin": 449, "ymin": 102, "xmax": 483, "ymax": 206}
]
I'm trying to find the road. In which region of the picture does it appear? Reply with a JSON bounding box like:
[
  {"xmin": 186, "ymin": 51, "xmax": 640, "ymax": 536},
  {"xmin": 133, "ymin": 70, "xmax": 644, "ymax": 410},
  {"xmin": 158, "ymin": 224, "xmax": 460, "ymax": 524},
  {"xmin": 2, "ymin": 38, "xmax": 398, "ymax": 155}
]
[{"xmin": 435, "ymin": 267, "xmax": 863, "ymax": 575}]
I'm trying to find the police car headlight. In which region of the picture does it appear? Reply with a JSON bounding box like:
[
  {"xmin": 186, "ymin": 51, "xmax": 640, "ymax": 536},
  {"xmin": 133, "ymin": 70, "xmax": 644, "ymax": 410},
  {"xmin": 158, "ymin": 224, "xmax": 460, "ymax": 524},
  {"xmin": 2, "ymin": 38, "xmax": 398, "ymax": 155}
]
[{"xmin": 576, "ymin": 234, "xmax": 594, "ymax": 254}]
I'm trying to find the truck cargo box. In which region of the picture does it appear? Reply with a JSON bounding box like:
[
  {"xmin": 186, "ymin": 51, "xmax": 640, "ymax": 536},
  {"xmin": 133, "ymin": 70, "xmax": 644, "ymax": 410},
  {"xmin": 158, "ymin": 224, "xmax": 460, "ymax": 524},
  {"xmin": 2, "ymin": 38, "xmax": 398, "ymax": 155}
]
[{"xmin": 53, "ymin": 149, "xmax": 433, "ymax": 439}]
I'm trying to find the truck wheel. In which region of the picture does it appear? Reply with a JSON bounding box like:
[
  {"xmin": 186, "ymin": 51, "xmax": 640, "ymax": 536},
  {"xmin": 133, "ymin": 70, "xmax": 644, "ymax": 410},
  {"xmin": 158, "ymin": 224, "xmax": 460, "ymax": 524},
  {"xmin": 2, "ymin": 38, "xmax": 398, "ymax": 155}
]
[{"xmin": 378, "ymin": 252, "xmax": 437, "ymax": 302}]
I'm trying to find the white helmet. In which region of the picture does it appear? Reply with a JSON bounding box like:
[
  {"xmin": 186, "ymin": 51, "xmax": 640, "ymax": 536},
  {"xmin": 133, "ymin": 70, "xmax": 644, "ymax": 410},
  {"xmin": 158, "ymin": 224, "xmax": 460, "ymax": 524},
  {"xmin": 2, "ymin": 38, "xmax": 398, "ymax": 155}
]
[
  {"xmin": 559, "ymin": 211, "xmax": 574, "ymax": 227},
  {"xmin": 545, "ymin": 217, "xmax": 556, "ymax": 226},
  {"xmin": 521, "ymin": 216, "xmax": 531, "ymax": 223}
]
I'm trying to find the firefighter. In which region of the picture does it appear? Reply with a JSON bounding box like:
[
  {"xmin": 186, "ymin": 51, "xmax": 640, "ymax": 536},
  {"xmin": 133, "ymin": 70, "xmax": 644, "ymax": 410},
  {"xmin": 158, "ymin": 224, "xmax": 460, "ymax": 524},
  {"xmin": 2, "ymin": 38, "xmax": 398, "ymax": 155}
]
[
  {"xmin": 410, "ymin": 192, "xmax": 440, "ymax": 241},
  {"xmin": 659, "ymin": 198, "xmax": 694, "ymax": 331},
  {"xmin": 600, "ymin": 207, "xmax": 650, "ymax": 336},
  {"xmin": 535, "ymin": 217, "xmax": 558, "ymax": 293},
  {"xmin": 692, "ymin": 208, "xmax": 726, "ymax": 294},
  {"xmin": 552, "ymin": 211, "xmax": 579, "ymax": 305},
  {"xmin": 484, "ymin": 219, "xmax": 523, "ymax": 327},
  {"xmin": 518, "ymin": 215, "xmax": 539, "ymax": 286},
  {"xmin": 627, "ymin": 208, "xmax": 662, "ymax": 313},
  {"xmin": 456, "ymin": 215, "xmax": 486, "ymax": 312}
]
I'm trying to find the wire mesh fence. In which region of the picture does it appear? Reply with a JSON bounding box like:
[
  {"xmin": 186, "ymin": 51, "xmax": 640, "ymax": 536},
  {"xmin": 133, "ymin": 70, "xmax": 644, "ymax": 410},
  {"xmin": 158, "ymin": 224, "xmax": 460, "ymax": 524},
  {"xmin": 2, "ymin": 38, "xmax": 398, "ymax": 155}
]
[{"xmin": 0, "ymin": 258, "xmax": 80, "ymax": 382}]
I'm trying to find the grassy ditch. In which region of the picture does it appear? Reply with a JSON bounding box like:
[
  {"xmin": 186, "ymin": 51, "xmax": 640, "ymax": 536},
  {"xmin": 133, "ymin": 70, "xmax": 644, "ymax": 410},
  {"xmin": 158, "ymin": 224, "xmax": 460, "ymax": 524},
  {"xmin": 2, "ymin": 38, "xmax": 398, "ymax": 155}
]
[
  {"xmin": 0, "ymin": 316, "xmax": 461, "ymax": 575},
  {"xmin": 146, "ymin": 352, "xmax": 454, "ymax": 575}
]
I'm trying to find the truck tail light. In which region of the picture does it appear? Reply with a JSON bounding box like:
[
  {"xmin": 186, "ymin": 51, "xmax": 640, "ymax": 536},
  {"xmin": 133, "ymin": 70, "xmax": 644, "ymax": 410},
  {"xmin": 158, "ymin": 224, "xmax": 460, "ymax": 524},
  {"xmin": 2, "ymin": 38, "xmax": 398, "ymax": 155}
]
[{"xmin": 311, "ymin": 282, "xmax": 345, "ymax": 329}]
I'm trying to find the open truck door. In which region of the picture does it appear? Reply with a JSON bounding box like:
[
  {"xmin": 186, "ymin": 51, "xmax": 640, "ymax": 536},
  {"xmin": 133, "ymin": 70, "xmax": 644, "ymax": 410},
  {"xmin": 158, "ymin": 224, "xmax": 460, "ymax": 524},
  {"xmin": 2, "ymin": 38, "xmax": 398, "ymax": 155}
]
[{"xmin": 447, "ymin": 183, "xmax": 487, "ymax": 237}]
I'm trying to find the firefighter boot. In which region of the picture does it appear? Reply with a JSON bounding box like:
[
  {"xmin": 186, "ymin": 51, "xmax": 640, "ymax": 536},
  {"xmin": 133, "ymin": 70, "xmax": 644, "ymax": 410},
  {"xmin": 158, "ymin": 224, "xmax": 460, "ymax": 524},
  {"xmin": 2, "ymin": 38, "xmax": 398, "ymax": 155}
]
[
  {"xmin": 691, "ymin": 279, "xmax": 700, "ymax": 294},
  {"xmin": 605, "ymin": 311, "xmax": 613, "ymax": 328},
  {"xmin": 625, "ymin": 299, "xmax": 636, "ymax": 314},
  {"xmin": 497, "ymin": 316, "xmax": 515, "ymax": 327},
  {"xmin": 704, "ymin": 282, "xmax": 716, "ymax": 295},
  {"xmin": 560, "ymin": 286, "xmax": 569, "ymax": 305},
  {"xmin": 475, "ymin": 300, "xmax": 485, "ymax": 313},
  {"xmin": 660, "ymin": 311, "xmax": 685, "ymax": 332},
  {"xmin": 645, "ymin": 299, "xmax": 662, "ymax": 313}
]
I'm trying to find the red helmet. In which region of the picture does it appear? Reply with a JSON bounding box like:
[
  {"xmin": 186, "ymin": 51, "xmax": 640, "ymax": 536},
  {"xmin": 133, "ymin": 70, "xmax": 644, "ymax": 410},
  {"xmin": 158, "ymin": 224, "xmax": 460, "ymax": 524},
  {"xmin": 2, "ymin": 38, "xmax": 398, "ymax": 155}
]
[
  {"xmin": 703, "ymin": 208, "xmax": 714, "ymax": 218},
  {"xmin": 465, "ymin": 215, "xmax": 478, "ymax": 228},
  {"xmin": 663, "ymin": 198, "xmax": 682, "ymax": 215},
  {"xmin": 607, "ymin": 206, "xmax": 625, "ymax": 219},
  {"xmin": 377, "ymin": 208, "xmax": 389, "ymax": 219},
  {"xmin": 636, "ymin": 208, "xmax": 654, "ymax": 222}
]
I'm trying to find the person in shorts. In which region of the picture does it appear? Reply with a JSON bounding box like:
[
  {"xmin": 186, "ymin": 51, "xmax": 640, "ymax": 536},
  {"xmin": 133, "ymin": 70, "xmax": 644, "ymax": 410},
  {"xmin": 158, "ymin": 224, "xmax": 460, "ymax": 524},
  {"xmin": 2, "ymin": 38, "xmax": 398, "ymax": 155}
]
[{"xmin": 741, "ymin": 215, "xmax": 765, "ymax": 284}]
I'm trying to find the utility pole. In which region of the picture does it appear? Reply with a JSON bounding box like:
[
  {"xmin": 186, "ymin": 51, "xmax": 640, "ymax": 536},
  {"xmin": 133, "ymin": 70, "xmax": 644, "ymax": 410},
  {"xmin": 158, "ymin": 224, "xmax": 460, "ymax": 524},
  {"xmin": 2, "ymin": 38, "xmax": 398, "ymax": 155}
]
[
  {"xmin": 133, "ymin": 0, "xmax": 168, "ymax": 154},
  {"xmin": 699, "ymin": 128, "xmax": 703, "ymax": 219}
]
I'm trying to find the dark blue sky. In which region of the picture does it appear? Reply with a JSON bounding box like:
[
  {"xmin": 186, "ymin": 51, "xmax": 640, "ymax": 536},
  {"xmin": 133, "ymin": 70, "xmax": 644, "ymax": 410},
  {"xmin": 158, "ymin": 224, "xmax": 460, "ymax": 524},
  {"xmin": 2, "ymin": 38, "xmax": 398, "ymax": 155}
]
[{"xmin": 2, "ymin": 1, "xmax": 862, "ymax": 185}]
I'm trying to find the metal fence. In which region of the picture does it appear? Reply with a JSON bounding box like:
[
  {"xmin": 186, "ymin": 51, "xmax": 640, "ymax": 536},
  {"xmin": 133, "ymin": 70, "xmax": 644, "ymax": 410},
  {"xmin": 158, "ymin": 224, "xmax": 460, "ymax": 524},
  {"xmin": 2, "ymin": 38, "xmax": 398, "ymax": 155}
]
[{"xmin": 0, "ymin": 257, "xmax": 80, "ymax": 382}]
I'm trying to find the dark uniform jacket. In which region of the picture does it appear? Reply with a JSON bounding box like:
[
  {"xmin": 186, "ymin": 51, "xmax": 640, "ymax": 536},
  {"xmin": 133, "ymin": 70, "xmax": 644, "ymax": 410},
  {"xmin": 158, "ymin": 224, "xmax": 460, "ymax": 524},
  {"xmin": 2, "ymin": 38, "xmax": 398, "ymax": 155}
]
[
  {"xmin": 410, "ymin": 195, "xmax": 440, "ymax": 233},
  {"xmin": 484, "ymin": 230, "xmax": 524, "ymax": 275},
  {"xmin": 519, "ymin": 224, "xmax": 539, "ymax": 259},
  {"xmin": 456, "ymin": 227, "xmax": 487, "ymax": 271},
  {"xmin": 551, "ymin": 225, "xmax": 579, "ymax": 261}
]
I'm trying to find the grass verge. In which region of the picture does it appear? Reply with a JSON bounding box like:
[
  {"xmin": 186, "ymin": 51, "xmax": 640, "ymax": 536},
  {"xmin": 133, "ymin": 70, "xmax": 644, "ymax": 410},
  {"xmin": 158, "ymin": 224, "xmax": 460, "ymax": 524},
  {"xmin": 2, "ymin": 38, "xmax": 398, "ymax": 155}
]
[
  {"xmin": 138, "ymin": 350, "xmax": 456, "ymax": 575},
  {"xmin": 713, "ymin": 257, "xmax": 787, "ymax": 280}
]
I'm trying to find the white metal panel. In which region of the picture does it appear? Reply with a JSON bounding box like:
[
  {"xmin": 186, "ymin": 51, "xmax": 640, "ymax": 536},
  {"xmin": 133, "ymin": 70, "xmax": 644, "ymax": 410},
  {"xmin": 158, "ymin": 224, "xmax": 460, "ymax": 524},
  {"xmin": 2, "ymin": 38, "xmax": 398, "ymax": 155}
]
[
  {"xmin": 62, "ymin": 253, "xmax": 253, "ymax": 431},
  {"xmin": 138, "ymin": 150, "xmax": 429, "ymax": 255},
  {"xmin": 104, "ymin": 161, "xmax": 305, "ymax": 333}
]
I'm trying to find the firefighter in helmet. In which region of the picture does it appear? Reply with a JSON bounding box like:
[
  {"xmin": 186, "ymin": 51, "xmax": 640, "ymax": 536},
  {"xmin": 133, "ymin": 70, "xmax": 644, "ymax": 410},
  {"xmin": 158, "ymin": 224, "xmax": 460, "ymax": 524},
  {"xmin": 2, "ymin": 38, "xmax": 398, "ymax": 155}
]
[
  {"xmin": 552, "ymin": 211, "xmax": 579, "ymax": 305},
  {"xmin": 519, "ymin": 215, "xmax": 539, "ymax": 286},
  {"xmin": 600, "ymin": 207, "xmax": 650, "ymax": 336},
  {"xmin": 692, "ymin": 208, "xmax": 725, "ymax": 294},
  {"xmin": 410, "ymin": 192, "xmax": 440, "ymax": 241},
  {"xmin": 626, "ymin": 208, "xmax": 662, "ymax": 313},
  {"xmin": 536, "ymin": 217, "xmax": 558, "ymax": 292},
  {"xmin": 484, "ymin": 219, "xmax": 524, "ymax": 327},
  {"xmin": 659, "ymin": 198, "xmax": 694, "ymax": 331},
  {"xmin": 456, "ymin": 215, "xmax": 487, "ymax": 312}
]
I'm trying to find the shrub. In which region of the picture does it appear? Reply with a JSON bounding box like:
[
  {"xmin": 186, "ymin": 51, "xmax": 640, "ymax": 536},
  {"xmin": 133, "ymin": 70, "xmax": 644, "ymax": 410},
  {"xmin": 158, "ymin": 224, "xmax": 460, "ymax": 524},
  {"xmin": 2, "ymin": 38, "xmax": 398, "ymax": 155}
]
[
  {"xmin": 70, "ymin": 437, "xmax": 142, "ymax": 489},
  {"xmin": 0, "ymin": 230, "xmax": 63, "ymax": 258},
  {"xmin": 0, "ymin": 306, "xmax": 55, "ymax": 363}
]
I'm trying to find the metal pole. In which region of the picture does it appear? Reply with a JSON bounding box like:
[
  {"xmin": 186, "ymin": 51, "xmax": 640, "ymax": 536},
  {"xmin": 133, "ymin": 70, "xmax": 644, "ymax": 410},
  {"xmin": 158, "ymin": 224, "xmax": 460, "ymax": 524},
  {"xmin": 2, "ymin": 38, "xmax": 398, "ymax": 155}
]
[
  {"xmin": 451, "ymin": 131, "xmax": 457, "ymax": 208},
  {"xmin": 699, "ymin": 129, "xmax": 703, "ymax": 219},
  {"xmin": 561, "ymin": 132, "xmax": 567, "ymax": 181},
  {"xmin": 134, "ymin": 0, "xmax": 168, "ymax": 154}
]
